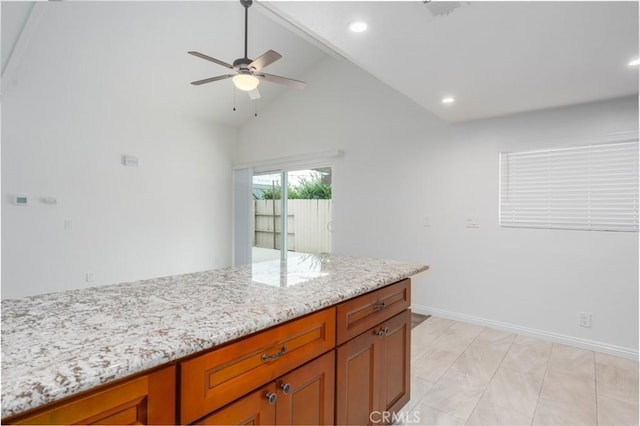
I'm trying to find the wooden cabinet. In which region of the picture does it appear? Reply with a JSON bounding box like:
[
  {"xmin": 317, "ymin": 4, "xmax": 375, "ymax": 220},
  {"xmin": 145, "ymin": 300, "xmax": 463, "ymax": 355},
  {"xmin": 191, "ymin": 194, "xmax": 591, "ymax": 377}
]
[
  {"xmin": 336, "ymin": 321, "xmax": 381, "ymax": 424},
  {"xmin": 4, "ymin": 279, "xmax": 413, "ymax": 426},
  {"xmin": 195, "ymin": 351, "xmax": 335, "ymax": 425},
  {"xmin": 275, "ymin": 350, "xmax": 335, "ymax": 425},
  {"xmin": 6, "ymin": 365, "xmax": 175, "ymax": 425},
  {"xmin": 378, "ymin": 310, "xmax": 411, "ymax": 415},
  {"xmin": 193, "ymin": 385, "xmax": 275, "ymax": 426},
  {"xmin": 180, "ymin": 308, "xmax": 335, "ymax": 424},
  {"xmin": 336, "ymin": 288, "xmax": 411, "ymax": 424},
  {"xmin": 197, "ymin": 280, "xmax": 411, "ymax": 426},
  {"xmin": 336, "ymin": 279, "xmax": 410, "ymax": 345}
]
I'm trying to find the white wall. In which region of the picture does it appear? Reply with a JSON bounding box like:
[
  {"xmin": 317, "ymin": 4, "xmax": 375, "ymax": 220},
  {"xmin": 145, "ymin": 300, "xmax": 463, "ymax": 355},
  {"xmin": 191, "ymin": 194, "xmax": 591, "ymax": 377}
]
[
  {"xmin": 237, "ymin": 56, "xmax": 450, "ymax": 262},
  {"xmin": 238, "ymin": 56, "xmax": 639, "ymax": 356},
  {"xmin": 2, "ymin": 6, "xmax": 236, "ymax": 299},
  {"xmin": 419, "ymin": 96, "xmax": 638, "ymax": 356}
]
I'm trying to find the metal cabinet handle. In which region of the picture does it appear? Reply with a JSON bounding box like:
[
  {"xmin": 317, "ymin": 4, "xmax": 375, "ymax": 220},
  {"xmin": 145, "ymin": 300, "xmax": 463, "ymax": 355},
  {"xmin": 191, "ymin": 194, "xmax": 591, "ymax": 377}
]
[
  {"xmin": 375, "ymin": 327, "xmax": 390, "ymax": 338},
  {"xmin": 280, "ymin": 383, "xmax": 291, "ymax": 394},
  {"xmin": 261, "ymin": 345, "xmax": 287, "ymax": 362},
  {"xmin": 266, "ymin": 392, "xmax": 278, "ymax": 405},
  {"xmin": 373, "ymin": 302, "xmax": 386, "ymax": 312}
]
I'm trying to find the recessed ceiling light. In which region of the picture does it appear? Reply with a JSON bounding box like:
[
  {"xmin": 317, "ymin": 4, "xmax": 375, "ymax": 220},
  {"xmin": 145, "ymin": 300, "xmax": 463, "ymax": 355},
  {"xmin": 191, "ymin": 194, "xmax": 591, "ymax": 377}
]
[
  {"xmin": 441, "ymin": 97, "xmax": 455, "ymax": 104},
  {"xmin": 348, "ymin": 21, "xmax": 368, "ymax": 33},
  {"xmin": 628, "ymin": 58, "xmax": 640, "ymax": 67}
]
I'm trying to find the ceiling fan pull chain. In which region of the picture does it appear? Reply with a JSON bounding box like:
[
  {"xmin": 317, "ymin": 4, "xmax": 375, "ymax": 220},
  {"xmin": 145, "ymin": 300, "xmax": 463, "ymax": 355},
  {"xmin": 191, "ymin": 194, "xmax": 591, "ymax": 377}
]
[
  {"xmin": 233, "ymin": 87, "xmax": 237, "ymax": 111},
  {"xmin": 254, "ymin": 99, "xmax": 258, "ymax": 117}
]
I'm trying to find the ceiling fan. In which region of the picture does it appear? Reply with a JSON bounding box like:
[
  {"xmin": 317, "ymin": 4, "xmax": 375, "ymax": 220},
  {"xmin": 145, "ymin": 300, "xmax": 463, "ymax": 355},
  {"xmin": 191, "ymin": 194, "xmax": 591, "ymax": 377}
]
[{"xmin": 188, "ymin": 0, "xmax": 306, "ymax": 100}]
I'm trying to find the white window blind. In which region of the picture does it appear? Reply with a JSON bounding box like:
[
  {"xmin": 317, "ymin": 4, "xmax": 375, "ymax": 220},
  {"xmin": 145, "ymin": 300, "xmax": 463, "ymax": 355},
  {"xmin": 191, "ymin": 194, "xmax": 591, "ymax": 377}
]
[{"xmin": 499, "ymin": 141, "xmax": 639, "ymax": 232}]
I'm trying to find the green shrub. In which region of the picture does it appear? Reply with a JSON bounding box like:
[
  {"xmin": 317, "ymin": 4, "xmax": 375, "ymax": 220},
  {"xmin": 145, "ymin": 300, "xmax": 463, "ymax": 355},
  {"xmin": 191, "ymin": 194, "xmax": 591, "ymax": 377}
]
[{"xmin": 260, "ymin": 173, "xmax": 331, "ymax": 200}]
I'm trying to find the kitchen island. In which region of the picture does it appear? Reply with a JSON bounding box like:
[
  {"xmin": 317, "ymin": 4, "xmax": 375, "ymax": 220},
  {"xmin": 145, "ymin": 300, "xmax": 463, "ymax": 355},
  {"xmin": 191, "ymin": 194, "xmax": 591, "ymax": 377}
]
[{"xmin": 2, "ymin": 255, "xmax": 427, "ymax": 424}]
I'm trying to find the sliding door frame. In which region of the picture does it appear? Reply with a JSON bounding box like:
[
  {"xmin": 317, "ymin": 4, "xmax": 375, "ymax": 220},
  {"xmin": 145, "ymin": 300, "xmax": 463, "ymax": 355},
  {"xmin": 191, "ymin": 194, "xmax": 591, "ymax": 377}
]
[{"xmin": 232, "ymin": 150, "xmax": 343, "ymax": 266}]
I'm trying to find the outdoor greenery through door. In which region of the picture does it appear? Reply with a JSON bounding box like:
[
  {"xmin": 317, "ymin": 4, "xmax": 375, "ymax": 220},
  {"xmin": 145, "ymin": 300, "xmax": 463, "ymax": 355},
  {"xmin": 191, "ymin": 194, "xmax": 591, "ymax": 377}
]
[{"xmin": 252, "ymin": 168, "xmax": 332, "ymax": 262}]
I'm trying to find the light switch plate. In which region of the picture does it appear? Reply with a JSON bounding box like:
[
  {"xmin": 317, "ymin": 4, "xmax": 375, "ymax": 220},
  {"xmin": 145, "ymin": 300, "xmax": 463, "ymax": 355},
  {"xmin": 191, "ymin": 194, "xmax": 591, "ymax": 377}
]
[
  {"xmin": 465, "ymin": 216, "xmax": 479, "ymax": 228},
  {"xmin": 122, "ymin": 155, "xmax": 139, "ymax": 168}
]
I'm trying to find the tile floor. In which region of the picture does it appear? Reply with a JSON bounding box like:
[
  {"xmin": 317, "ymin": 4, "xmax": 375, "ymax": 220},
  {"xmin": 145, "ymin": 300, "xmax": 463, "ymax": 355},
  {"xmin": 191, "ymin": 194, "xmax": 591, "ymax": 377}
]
[{"xmin": 400, "ymin": 316, "xmax": 639, "ymax": 425}]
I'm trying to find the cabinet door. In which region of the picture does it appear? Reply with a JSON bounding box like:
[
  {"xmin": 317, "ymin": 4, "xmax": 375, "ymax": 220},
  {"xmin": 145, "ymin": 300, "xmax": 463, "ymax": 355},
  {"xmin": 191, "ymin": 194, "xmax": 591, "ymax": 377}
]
[
  {"xmin": 275, "ymin": 351, "xmax": 335, "ymax": 425},
  {"xmin": 380, "ymin": 310, "xmax": 411, "ymax": 416},
  {"xmin": 336, "ymin": 310, "xmax": 411, "ymax": 426},
  {"xmin": 336, "ymin": 328, "xmax": 383, "ymax": 425},
  {"xmin": 194, "ymin": 385, "xmax": 276, "ymax": 425}
]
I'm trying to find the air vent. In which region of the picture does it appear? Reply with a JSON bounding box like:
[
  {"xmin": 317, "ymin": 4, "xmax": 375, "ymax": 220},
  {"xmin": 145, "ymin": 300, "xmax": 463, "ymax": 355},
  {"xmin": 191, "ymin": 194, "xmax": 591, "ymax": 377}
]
[{"xmin": 422, "ymin": 1, "xmax": 469, "ymax": 17}]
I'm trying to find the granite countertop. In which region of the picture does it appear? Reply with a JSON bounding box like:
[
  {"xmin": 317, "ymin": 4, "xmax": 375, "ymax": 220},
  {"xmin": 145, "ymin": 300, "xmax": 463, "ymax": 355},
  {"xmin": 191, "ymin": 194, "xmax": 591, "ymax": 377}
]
[{"xmin": 1, "ymin": 254, "xmax": 427, "ymax": 419}]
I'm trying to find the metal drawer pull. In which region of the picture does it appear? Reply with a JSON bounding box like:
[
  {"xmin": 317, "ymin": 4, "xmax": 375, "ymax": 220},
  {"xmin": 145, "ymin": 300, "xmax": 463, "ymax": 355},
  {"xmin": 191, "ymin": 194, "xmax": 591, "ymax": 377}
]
[
  {"xmin": 375, "ymin": 327, "xmax": 390, "ymax": 338},
  {"xmin": 373, "ymin": 302, "xmax": 386, "ymax": 312},
  {"xmin": 261, "ymin": 345, "xmax": 287, "ymax": 362},
  {"xmin": 280, "ymin": 383, "xmax": 291, "ymax": 394},
  {"xmin": 266, "ymin": 392, "xmax": 278, "ymax": 405}
]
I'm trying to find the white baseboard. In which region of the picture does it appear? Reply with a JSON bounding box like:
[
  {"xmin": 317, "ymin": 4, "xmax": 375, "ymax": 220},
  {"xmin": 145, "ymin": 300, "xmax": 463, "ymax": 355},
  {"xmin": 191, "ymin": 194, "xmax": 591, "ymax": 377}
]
[{"xmin": 412, "ymin": 304, "xmax": 639, "ymax": 361}]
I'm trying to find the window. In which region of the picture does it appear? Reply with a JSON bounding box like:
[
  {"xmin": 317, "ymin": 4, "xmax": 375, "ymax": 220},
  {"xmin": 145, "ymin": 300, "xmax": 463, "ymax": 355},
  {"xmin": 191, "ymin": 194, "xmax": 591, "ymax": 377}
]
[{"xmin": 499, "ymin": 140, "xmax": 639, "ymax": 232}]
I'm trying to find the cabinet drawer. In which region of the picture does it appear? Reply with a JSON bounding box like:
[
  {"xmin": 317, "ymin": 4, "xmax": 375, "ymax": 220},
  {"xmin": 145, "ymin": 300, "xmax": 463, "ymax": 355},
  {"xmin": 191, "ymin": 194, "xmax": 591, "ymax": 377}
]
[
  {"xmin": 6, "ymin": 365, "xmax": 175, "ymax": 425},
  {"xmin": 180, "ymin": 308, "xmax": 336, "ymax": 424},
  {"xmin": 336, "ymin": 279, "xmax": 410, "ymax": 345}
]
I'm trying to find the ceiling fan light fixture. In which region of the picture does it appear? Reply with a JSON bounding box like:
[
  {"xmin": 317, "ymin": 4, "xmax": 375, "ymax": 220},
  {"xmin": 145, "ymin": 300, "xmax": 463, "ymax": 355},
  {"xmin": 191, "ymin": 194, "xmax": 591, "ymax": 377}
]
[
  {"xmin": 628, "ymin": 58, "xmax": 640, "ymax": 67},
  {"xmin": 233, "ymin": 73, "xmax": 260, "ymax": 91},
  {"xmin": 189, "ymin": 0, "xmax": 305, "ymax": 94},
  {"xmin": 442, "ymin": 96, "xmax": 455, "ymax": 104}
]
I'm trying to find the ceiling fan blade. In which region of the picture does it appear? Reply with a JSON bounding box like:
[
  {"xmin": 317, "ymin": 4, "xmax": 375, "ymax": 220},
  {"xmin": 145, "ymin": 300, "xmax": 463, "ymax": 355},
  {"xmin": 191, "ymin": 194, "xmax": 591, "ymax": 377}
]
[
  {"xmin": 188, "ymin": 51, "xmax": 234, "ymax": 69},
  {"xmin": 249, "ymin": 50, "xmax": 282, "ymax": 71},
  {"xmin": 257, "ymin": 73, "xmax": 306, "ymax": 89},
  {"xmin": 248, "ymin": 88, "xmax": 261, "ymax": 100},
  {"xmin": 190, "ymin": 74, "xmax": 234, "ymax": 86}
]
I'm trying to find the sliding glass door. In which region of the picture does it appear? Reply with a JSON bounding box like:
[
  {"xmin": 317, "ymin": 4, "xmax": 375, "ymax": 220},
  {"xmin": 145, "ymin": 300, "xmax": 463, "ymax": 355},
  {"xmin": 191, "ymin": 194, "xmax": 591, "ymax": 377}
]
[
  {"xmin": 252, "ymin": 172, "xmax": 285, "ymax": 262},
  {"xmin": 251, "ymin": 167, "xmax": 332, "ymax": 263}
]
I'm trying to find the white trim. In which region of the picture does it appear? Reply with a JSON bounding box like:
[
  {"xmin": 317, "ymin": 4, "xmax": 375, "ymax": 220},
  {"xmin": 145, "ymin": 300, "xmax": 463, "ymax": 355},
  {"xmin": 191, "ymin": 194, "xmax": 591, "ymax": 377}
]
[
  {"xmin": 234, "ymin": 150, "xmax": 344, "ymax": 173},
  {"xmin": 2, "ymin": 3, "xmax": 47, "ymax": 82},
  {"xmin": 412, "ymin": 304, "xmax": 639, "ymax": 361},
  {"xmin": 255, "ymin": 2, "xmax": 345, "ymax": 61},
  {"xmin": 280, "ymin": 171, "xmax": 288, "ymax": 259}
]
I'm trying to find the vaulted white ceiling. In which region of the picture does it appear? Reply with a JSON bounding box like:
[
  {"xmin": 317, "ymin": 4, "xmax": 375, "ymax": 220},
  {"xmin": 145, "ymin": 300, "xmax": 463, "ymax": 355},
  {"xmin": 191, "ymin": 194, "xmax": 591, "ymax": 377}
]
[
  {"xmin": 2, "ymin": 1, "xmax": 638, "ymax": 127},
  {"xmin": 1, "ymin": 1, "xmax": 327, "ymax": 128},
  {"xmin": 267, "ymin": 1, "xmax": 639, "ymax": 123}
]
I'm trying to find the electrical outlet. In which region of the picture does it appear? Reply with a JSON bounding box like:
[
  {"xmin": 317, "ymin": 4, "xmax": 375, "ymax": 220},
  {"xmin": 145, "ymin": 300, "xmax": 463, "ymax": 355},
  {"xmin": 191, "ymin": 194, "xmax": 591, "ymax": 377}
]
[
  {"xmin": 579, "ymin": 312, "xmax": 592, "ymax": 328},
  {"xmin": 465, "ymin": 216, "xmax": 479, "ymax": 228},
  {"xmin": 422, "ymin": 216, "xmax": 430, "ymax": 227},
  {"xmin": 86, "ymin": 272, "xmax": 95, "ymax": 283}
]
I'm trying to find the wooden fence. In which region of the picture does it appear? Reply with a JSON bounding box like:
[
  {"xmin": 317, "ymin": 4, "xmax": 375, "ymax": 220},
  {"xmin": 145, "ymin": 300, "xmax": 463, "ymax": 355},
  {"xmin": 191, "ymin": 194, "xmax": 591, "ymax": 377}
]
[{"xmin": 253, "ymin": 199, "xmax": 332, "ymax": 254}]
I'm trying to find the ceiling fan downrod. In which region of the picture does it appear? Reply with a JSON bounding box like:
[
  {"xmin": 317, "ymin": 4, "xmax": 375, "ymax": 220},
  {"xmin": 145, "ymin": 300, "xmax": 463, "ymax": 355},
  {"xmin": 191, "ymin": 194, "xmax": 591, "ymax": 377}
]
[{"xmin": 241, "ymin": 0, "xmax": 252, "ymax": 60}]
